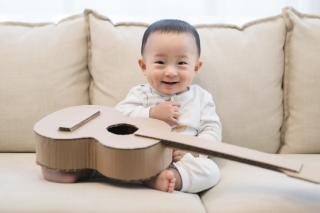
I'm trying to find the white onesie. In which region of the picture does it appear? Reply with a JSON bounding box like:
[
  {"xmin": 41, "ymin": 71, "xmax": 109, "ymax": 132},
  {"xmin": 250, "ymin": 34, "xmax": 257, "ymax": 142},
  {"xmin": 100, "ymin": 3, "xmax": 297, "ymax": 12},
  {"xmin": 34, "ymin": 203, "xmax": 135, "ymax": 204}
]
[{"xmin": 115, "ymin": 83, "xmax": 222, "ymax": 193}]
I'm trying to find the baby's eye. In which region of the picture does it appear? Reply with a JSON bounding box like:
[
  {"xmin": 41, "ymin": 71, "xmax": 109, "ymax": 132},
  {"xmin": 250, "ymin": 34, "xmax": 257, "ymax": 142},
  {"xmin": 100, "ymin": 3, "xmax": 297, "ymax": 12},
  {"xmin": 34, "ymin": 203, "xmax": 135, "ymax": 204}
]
[
  {"xmin": 178, "ymin": 61, "xmax": 187, "ymax": 65},
  {"xmin": 155, "ymin": 60, "xmax": 164, "ymax": 64}
]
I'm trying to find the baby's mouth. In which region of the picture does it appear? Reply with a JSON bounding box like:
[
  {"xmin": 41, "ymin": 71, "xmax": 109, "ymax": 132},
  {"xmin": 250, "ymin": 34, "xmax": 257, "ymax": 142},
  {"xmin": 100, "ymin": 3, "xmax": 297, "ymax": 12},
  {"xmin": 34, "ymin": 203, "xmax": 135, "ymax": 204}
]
[{"xmin": 161, "ymin": 81, "xmax": 179, "ymax": 85}]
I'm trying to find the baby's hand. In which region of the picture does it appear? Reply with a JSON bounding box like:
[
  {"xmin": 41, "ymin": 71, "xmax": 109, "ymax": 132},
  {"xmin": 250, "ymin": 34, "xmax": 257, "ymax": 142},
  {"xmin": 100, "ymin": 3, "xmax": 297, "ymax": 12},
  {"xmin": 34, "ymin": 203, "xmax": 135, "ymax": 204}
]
[
  {"xmin": 149, "ymin": 101, "xmax": 180, "ymax": 126},
  {"xmin": 172, "ymin": 149, "xmax": 200, "ymax": 162}
]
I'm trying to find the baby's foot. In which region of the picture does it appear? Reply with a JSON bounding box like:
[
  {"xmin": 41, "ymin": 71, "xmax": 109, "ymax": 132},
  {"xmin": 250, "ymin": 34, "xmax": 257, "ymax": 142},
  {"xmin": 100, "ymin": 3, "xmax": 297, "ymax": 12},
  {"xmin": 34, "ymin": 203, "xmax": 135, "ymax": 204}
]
[
  {"xmin": 145, "ymin": 169, "xmax": 177, "ymax": 192},
  {"xmin": 42, "ymin": 167, "xmax": 78, "ymax": 183},
  {"xmin": 41, "ymin": 167, "xmax": 93, "ymax": 183}
]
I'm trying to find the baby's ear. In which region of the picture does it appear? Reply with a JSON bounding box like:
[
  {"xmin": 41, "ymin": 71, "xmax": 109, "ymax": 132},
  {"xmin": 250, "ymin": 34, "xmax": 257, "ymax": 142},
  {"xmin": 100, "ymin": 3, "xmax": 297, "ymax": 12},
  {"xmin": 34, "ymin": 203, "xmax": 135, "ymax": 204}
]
[
  {"xmin": 138, "ymin": 58, "xmax": 146, "ymax": 71},
  {"xmin": 194, "ymin": 59, "xmax": 203, "ymax": 72}
]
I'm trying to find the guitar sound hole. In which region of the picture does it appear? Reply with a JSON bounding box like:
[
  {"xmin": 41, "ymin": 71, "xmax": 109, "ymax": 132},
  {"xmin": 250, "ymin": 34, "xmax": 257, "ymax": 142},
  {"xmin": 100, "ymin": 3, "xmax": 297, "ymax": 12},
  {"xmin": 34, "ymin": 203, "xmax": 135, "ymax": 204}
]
[{"xmin": 107, "ymin": 123, "xmax": 138, "ymax": 135}]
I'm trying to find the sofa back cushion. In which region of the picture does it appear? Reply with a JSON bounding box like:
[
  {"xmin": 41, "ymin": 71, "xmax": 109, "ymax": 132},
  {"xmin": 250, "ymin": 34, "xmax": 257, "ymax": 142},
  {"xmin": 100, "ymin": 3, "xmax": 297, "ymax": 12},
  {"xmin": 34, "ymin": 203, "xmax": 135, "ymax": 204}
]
[
  {"xmin": 87, "ymin": 10, "xmax": 286, "ymax": 153},
  {"xmin": 280, "ymin": 8, "xmax": 320, "ymax": 153},
  {"xmin": 195, "ymin": 18, "xmax": 285, "ymax": 153},
  {"xmin": 0, "ymin": 15, "xmax": 90, "ymax": 152},
  {"xmin": 87, "ymin": 11, "xmax": 147, "ymax": 106}
]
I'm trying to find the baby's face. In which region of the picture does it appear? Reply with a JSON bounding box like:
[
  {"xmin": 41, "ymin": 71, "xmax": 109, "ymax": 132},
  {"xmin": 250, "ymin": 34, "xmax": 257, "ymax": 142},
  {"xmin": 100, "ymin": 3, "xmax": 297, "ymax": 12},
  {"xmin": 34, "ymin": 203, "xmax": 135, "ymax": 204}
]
[{"xmin": 139, "ymin": 32, "xmax": 202, "ymax": 95}]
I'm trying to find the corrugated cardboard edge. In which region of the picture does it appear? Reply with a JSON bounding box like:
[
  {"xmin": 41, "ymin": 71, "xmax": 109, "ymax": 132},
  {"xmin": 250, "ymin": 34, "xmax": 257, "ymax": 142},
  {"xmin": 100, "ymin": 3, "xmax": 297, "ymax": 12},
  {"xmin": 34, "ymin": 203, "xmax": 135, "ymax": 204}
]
[
  {"xmin": 35, "ymin": 134, "xmax": 172, "ymax": 181},
  {"xmin": 279, "ymin": 7, "xmax": 320, "ymax": 154}
]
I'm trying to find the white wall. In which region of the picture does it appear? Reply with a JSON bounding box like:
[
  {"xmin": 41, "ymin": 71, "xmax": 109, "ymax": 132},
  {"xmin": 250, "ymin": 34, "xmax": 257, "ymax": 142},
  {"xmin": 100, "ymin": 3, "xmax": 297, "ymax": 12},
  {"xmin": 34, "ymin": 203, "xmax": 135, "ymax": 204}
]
[{"xmin": 0, "ymin": 0, "xmax": 320, "ymax": 25}]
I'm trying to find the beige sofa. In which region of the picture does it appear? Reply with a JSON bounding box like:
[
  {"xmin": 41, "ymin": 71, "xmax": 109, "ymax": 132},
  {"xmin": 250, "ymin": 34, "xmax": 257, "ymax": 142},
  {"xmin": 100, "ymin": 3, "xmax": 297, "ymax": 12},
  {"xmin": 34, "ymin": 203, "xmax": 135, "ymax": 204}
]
[{"xmin": 1, "ymin": 7, "xmax": 320, "ymax": 212}]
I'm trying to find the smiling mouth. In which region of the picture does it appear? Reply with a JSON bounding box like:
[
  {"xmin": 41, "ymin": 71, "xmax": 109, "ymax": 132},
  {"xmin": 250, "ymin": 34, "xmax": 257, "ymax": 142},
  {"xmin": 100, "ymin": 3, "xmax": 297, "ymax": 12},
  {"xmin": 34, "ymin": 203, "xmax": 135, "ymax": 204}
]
[{"xmin": 161, "ymin": 81, "xmax": 179, "ymax": 85}]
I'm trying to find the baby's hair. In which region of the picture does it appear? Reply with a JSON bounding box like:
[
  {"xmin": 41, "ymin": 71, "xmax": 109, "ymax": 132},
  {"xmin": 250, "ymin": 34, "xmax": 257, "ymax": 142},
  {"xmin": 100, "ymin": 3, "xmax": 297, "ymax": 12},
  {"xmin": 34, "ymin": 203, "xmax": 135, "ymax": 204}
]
[{"xmin": 141, "ymin": 19, "xmax": 201, "ymax": 56}]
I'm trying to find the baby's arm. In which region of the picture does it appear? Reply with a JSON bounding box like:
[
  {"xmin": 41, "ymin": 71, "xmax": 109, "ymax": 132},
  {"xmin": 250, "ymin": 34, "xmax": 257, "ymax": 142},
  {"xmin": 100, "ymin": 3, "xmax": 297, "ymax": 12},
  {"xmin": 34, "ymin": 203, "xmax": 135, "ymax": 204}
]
[
  {"xmin": 115, "ymin": 85, "xmax": 150, "ymax": 118},
  {"xmin": 197, "ymin": 92, "xmax": 222, "ymax": 142},
  {"xmin": 116, "ymin": 85, "xmax": 180, "ymax": 126}
]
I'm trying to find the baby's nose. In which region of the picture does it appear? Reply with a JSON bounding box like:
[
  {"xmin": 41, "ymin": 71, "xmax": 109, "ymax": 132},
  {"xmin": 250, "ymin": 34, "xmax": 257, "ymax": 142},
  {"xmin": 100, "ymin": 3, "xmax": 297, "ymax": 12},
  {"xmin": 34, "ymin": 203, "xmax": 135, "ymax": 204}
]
[{"xmin": 165, "ymin": 66, "xmax": 178, "ymax": 76}]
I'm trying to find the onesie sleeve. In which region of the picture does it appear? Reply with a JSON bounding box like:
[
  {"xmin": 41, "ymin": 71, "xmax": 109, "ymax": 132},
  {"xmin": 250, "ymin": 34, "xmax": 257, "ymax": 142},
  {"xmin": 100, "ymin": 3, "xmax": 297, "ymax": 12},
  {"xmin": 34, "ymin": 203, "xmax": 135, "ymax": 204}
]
[
  {"xmin": 115, "ymin": 85, "xmax": 150, "ymax": 118},
  {"xmin": 197, "ymin": 91, "xmax": 222, "ymax": 142}
]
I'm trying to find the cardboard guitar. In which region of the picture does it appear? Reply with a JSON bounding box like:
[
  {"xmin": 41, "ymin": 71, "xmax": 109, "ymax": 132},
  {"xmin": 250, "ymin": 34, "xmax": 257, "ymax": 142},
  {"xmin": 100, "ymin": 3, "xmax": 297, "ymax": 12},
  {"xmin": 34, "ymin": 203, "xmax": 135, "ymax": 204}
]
[{"xmin": 33, "ymin": 105, "xmax": 320, "ymax": 183}]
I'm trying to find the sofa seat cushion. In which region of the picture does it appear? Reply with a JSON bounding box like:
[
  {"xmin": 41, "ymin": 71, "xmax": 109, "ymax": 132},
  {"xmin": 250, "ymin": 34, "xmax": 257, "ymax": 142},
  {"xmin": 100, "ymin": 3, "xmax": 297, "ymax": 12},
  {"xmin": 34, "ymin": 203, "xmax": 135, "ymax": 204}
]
[
  {"xmin": 201, "ymin": 155, "xmax": 320, "ymax": 213},
  {"xmin": 0, "ymin": 153, "xmax": 205, "ymax": 213}
]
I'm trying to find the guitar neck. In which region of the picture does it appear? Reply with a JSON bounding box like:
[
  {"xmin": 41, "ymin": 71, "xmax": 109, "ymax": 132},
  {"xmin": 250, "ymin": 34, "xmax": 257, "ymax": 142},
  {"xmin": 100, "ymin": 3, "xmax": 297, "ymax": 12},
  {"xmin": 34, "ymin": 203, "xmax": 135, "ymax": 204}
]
[{"xmin": 135, "ymin": 129, "xmax": 302, "ymax": 173}]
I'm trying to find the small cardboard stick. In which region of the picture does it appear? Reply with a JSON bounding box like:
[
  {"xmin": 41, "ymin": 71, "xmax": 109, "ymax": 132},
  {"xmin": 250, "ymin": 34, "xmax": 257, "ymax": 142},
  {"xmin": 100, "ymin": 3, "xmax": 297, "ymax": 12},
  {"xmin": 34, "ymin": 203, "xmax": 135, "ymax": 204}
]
[{"xmin": 59, "ymin": 109, "xmax": 100, "ymax": 132}]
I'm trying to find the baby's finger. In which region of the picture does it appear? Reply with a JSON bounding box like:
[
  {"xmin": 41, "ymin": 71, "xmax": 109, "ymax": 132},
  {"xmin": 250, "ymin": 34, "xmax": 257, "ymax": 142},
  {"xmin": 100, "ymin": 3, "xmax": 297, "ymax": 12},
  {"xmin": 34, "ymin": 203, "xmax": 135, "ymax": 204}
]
[
  {"xmin": 172, "ymin": 111, "xmax": 180, "ymax": 118},
  {"xmin": 173, "ymin": 150, "xmax": 183, "ymax": 157},
  {"xmin": 173, "ymin": 106, "xmax": 180, "ymax": 112},
  {"xmin": 172, "ymin": 150, "xmax": 179, "ymax": 157},
  {"xmin": 171, "ymin": 101, "xmax": 181, "ymax": 107},
  {"xmin": 170, "ymin": 117, "xmax": 179, "ymax": 125},
  {"xmin": 173, "ymin": 155, "xmax": 182, "ymax": 162}
]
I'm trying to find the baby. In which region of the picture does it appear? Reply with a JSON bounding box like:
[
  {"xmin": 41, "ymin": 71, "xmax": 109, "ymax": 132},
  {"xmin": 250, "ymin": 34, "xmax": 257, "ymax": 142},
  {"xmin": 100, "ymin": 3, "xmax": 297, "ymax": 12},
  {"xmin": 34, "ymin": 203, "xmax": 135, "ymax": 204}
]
[
  {"xmin": 41, "ymin": 19, "xmax": 222, "ymax": 194},
  {"xmin": 115, "ymin": 19, "xmax": 222, "ymax": 193}
]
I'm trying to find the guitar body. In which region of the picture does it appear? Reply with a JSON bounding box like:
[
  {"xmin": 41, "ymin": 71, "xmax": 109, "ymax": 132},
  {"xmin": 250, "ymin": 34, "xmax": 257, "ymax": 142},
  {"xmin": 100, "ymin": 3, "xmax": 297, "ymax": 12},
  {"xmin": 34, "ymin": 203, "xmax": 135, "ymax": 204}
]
[{"xmin": 34, "ymin": 105, "xmax": 172, "ymax": 181}]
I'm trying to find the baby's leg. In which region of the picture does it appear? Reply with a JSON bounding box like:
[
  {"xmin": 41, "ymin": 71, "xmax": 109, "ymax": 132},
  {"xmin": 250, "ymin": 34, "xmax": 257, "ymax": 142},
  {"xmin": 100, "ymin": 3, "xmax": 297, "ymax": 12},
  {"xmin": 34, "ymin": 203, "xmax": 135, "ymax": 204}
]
[
  {"xmin": 41, "ymin": 166, "xmax": 93, "ymax": 183},
  {"xmin": 144, "ymin": 168, "xmax": 182, "ymax": 192},
  {"xmin": 173, "ymin": 153, "xmax": 220, "ymax": 193}
]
